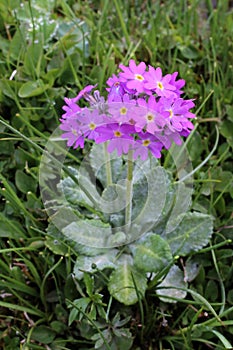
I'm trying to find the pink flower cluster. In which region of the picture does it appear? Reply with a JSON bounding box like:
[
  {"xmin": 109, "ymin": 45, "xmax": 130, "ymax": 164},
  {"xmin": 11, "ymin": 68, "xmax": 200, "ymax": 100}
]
[{"xmin": 60, "ymin": 60, "xmax": 196, "ymax": 160}]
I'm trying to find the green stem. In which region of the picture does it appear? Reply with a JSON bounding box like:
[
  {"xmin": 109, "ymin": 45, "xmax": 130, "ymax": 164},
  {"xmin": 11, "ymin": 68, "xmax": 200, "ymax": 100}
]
[
  {"xmin": 125, "ymin": 150, "xmax": 134, "ymax": 230},
  {"xmin": 104, "ymin": 142, "xmax": 113, "ymax": 186}
]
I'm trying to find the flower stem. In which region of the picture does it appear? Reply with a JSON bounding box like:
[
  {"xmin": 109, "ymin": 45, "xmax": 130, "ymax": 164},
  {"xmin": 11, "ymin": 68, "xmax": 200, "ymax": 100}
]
[
  {"xmin": 104, "ymin": 142, "xmax": 112, "ymax": 186},
  {"xmin": 125, "ymin": 150, "xmax": 134, "ymax": 231}
]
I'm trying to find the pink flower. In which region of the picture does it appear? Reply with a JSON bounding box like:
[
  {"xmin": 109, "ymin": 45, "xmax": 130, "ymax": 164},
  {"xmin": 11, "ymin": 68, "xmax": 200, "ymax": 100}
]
[
  {"xmin": 108, "ymin": 96, "xmax": 136, "ymax": 123},
  {"xmin": 119, "ymin": 59, "xmax": 147, "ymax": 93},
  {"xmin": 61, "ymin": 85, "xmax": 97, "ymax": 119},
  {"xmin": 60, "ymin": 118, "xmax": 84, "ymax": 149},
  {"xmin": 70, "ymin": 84, "xmax": 98, "ymax": 103},
  {"xmin": 106, "ymin": 74, "xmax": 119, "ymax": 91},
  {"xmin": 95, "ymin": 123, "xmax": 135, "ymax": 156},
  {"xmin": 158, "ymin": 97, "xmax": 195, "ymax": 135},
  {"xmin": 169, "ymin": 72, "xmax": 185, "ymax": 96},
  {"xmin": 133, "ymin": 132, "xmax": 163, "ymax": 160},
  {"xmin": 78, "ymin": 108, "xmax": 106, "ymax": 141},
  {"xmin": 59, "ymin": 60, "xmax": 196, "ymax": 155},
  {"xmin": 61, "ymin": 102, "xmax": 81, "ymax": 120},
  {"xmin": 107, "ymin": 82, "xmax": 125, "ymax": 102},
  {"xmin": 144, "ymin": 66, "xmax": 176, "ymax": 97},
  {"xmin": 134, "ymin": 96, "xmax": 166, "ymax": 134}
]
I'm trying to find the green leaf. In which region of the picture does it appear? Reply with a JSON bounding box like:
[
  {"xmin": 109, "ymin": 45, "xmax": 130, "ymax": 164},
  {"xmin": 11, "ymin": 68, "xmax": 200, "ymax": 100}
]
[
  {"xmin": 212, "ymin": 168, "xmax": 233, "ymax": 193},
  {"xmin": 47, "ymin": 217, "xmax": 108, "ymax": 257},
  {"xmin": 165, "ymin": 182, "xmax": 193, "ymax": 235},
  {"xmin": 74, "ymin": 243, "xmax": 109, "ymax": 257},
  {"xmin": 62, "ymin": 219, "xmax": 112, "ymax": 248},
  {"xmin": 18, "ymin": 80, "xmax": 49, "ymax": 98},
  {"xmin": 23, "ymin": 43, "xmax": 46, "ymax": 77},
  {"xmin": 187, "ymin": 131, "xmax": 204, "ymax": 163},
  {"xmin": 58, "ymin": 172, "xmax": 91, "ymax": 207},
  {"xmin": 101, "ymin": 184, "xmax": 126, "ymax": 214},
  {"xmin": 83, "ymin": 273, "xmax": 94, "ymax": 296},
  {"xmin": 109, "ymin": 231, "xmax": 127, "ymax": 245},
  {"xmin": 68, "ymin": 297, "xmax": 91, "ymax": 325},
  {"xmin": 225, "ymin": 104, "xmax": 233, "ymax": 122},
  {"xmin": 184, "ymin": 260, "xmax": 200, "ymax": 282},
  {"xmin": 0, "ymin": 213, "xmax": 26, "ymax": 238},
  {"xmin": 8, "ymin": 30, "xmax": 25, "ymax": 61},
  {"xmin": 131, "ymin": 233, "xmax": 173, "ymax": 273},
  {"xmin": 45, "ymin": 236, "xmax": 69, "ymax": 256},
  {"xmin": 0, "ymin": 140, "xmax": 15, "ymax": 155},
  {"xmin": 129, "ymin": 166, "xmax": 167, "ymax": 241},
  {"xmin": 162, "ymin": 212, "xmax": 214, "ymax": 255},
  {"xmin": 46, "ymin": 205, "xmax": 81, "ymax": 231},
  {"xmin": 220, "ymin": 127, "xmax": 233, "ymax": 148},
  {"xmin": 227, "ymin": 289, "xmax": 233, "ymax": 305},
  {"xmin": 108, "ymin": 257, "xmax": 147, "ymax": 305},
  {"xmin": 50, "ymin": 320, "xmax": 67, "ymax": 334},
  {"xmin": 58, "ymin": 166, "xmax": 100, "ymax": 207},
  {"xmin": 211, "ymin": 330, "xmax": 233, "ymax": 349},
  {"xmin": 205, "ymin": 280, "xmax": 219, "ymax": 301},
  {"xmin": 41, "ymin": 20, "xmax": 57, "ymax": 44},
  {"xmin": 157, "ymin": 265, "xmax": 187, "ymax": 302},
  {"xmin": 42, "ymin": 68, "xmax": 61, "ymax": 85},
  {"xmin": 58, "ymin": 52, "xmax": 82, "ymax": 85},
  {"xmin": 31, "ymin": 325, "xmax": 56, "ymax": 344},
  {"xmin": 179, "ymin": 44, "xmax": 200, "ymax": 59},
  {"xmin": 112, "ymin": 329, "xmax": 133, "ymax": 350},
  {"xmin": 220, "ymin": 120, "xmax": 233, "ymax": 140},
  {"xmin": 56, "ymin": 20, "xmax": 89, "ymax": 54},
  {"xmin": 15, "ymin": 170, "xmax": 37, "ymax": 193},
  {"xmin": 92, "ymin": 328, "xmax": 112, "ymax": 349},
  {"xmin": 10, "ymin": 266, "xmax": 25, "ymax": 283},
  {"xmin": 112, "ymin": 313, "xmax": 131, "ymax": 328},
  {"xmin": 201, "ymin": 166, "xmax": 233, "ymax": 197},
  {"xmin": 0, "ymin": 79, "xmax": 22, "ymax": 99},
  {"xmin": 0, "ymin": 301, "xmax": 44, "ymax": 317},
  {"xmin": 73, "ymin": 250, "xmax": 118, "ymax": 279}
]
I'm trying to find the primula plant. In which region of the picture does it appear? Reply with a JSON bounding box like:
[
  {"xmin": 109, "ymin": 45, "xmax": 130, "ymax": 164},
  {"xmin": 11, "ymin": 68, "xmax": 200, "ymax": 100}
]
[{"xmin": 40, "ymin": 60, "xmax": 214, "ymax": 344}]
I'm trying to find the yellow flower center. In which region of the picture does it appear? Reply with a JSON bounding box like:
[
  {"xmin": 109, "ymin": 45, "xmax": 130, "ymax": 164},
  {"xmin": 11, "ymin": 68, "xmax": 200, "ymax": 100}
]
[
  {"xmin": 157, "ymin": 82, "xmax": 164, "ymax": 90},
  {"xmin": 146, "ymin": 113, "xmax": 154, "ymax": 122},
  {"xmin": 142, "ymin": 140, "xmax": 151, "ymax": 147},
  {"xmin": 71, "ymin": 128, "xmax": 78, "ymax": 136},
  {"xmin": 135, "ymin": 74, "xmax": 144, "ymax": 81},
  {"xmin": 120, "ymin": 107, "xmax": 127, "ymax": 115},
  {"xmin": 169, "ymin": 109, "xmax": 173, "ymax": 118},
  {"xmin": 89, "ymin": 122, "xmax": 96, "ymax": 130},
  {"xmin": 114, "ymin": 131, "xmax": 122, "ymax": 137}
]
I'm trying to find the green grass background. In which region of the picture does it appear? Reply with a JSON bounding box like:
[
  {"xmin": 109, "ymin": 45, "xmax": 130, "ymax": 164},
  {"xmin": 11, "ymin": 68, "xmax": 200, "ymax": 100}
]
[{"xmin": 0, "ymin": 0, "xmax": 233, "ymax": 349}]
